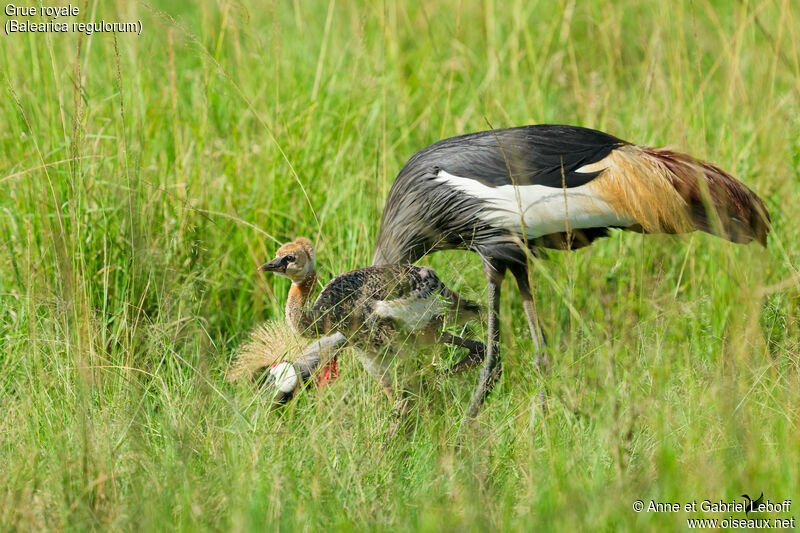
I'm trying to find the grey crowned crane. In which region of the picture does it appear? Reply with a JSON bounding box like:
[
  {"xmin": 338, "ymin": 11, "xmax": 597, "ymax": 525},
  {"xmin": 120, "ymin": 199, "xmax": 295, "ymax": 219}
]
[
  {"xmin": 259, "ymin": 237, "xmax": 486, "ymax": 413},
  {"xmin": 371, "ymin": 124, "xmax": 771, "ymax": 417}
]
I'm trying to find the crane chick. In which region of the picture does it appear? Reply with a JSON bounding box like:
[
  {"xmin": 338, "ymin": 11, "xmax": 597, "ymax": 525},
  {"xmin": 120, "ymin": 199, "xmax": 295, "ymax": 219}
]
[{"xmin": 259, "ymin": 237, "xmax": 485, "ymax": 410}]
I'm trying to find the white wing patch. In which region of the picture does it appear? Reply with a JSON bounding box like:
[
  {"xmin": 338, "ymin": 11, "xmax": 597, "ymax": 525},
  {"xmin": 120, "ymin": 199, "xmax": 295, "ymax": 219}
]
[
  {"xmin": 434, "ymin": 169, "xmax": 635, "ymax": 237},
  {"xmin": 574, "ymin": 155, "xmax": 612, "ymax": 174},
  {"xmin": 373, "ymin": 297, "xmax": 445, "ymax": 331}
]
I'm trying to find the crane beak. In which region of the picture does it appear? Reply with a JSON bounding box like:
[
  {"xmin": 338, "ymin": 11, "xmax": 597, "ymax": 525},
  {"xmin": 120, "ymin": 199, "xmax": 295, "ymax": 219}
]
[{"xmin": 258, "ymin": 258, "xmax": 284, "ymax": 272}]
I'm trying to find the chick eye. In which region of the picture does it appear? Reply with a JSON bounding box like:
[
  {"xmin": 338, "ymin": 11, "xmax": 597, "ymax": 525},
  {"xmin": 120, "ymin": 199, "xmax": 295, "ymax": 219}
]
[{"xmin": 285, "ymin": 254, "xmax": 296, "ymax": 263}]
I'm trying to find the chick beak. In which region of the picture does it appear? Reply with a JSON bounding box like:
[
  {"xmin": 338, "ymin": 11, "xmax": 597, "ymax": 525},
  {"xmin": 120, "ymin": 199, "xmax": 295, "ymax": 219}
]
[{"xmin": 258, "ymin": 258, "xmax": 284, "ymax": 272}]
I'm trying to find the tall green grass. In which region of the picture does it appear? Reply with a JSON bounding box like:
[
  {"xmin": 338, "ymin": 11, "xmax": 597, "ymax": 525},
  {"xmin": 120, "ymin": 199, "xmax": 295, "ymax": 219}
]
[{"xmin": 1, "ymin": 0, "xmax": 798, "ymax": 530}]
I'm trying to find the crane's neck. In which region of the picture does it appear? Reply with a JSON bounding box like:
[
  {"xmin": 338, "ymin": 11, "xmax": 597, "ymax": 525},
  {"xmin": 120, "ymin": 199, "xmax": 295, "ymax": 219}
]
[{"xmin": 286, "ymin": 270, "xmax": 317, "ymax": 335}]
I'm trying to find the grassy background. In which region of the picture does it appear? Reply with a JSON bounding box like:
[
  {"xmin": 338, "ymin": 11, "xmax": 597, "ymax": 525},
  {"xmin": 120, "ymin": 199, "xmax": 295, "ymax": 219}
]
[{"xmin": 1, "ymin": 0, "xmax": 798, "ymax": 530}]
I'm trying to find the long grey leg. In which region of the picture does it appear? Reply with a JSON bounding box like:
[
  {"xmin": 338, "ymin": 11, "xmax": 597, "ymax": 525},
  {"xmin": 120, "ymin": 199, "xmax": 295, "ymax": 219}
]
[
  {"xmin": 510, "ymin": 264, "xmax": 548, "ymax": 371},
  {"xmin": 385, "ymin": 375, "xmax": 426, "ymax": 441},
  {"xmin": 355, "ymin": 349, "xmax": 394, "ymax": 396},
  {"xmin": 465, "ymin": 261, "xmax": 504, "ymax": 418},
  {"xmin": 351, "ymin": 347, "xmax": 409, "ymax": 444},
  {"xmin": 510, "ymin": 263, "xmax": 549, "ymax": 411}
]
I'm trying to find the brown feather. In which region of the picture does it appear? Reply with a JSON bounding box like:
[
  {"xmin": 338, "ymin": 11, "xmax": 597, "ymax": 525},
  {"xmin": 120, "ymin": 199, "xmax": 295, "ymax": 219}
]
[
  {"xmin": 641, "ymin": 147, "xmax": 770, "ymax": 245},
  {"xmin": 585, "ymin": 145, "xmax": 770, "ymax": 245}
]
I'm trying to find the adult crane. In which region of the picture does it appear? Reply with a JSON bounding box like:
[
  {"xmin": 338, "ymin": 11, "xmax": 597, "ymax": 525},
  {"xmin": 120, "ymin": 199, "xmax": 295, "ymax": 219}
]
[{"xmin": 371, "ymin": 124, "xmax": 770, "ymax": 417}]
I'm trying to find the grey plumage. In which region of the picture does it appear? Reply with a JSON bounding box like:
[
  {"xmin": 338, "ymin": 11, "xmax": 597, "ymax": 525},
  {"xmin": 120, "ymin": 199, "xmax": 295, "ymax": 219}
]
[
  {"xmin": 371, "ymin": 124, "xmax": 770, "ymax": 416},
  {"xmin": 372, "ymin": 125, "xmax": 629, "ymax": 267}
]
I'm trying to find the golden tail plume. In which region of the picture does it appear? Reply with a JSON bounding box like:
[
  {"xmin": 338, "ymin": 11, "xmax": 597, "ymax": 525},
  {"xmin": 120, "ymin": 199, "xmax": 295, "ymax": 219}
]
[{"xmin": 587, "ymin": 144, "xmax": 770, "ymax": 245}]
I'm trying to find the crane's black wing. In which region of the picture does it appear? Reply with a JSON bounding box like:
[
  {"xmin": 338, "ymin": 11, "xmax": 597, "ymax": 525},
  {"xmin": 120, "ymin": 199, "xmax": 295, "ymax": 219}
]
[
  {"xmin": 373, "ymin": 125, "xmax": 631, "ymax": 264},
  {"xmin": 398, "ymin": 124, "xmax": 628, "ymax": 189}
]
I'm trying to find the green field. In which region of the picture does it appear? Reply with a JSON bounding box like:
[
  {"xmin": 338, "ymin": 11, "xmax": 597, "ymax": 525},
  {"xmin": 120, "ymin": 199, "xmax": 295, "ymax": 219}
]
[{"xmin": 1, "ymin": 0, "xmax": 798, "ymax": 530}]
